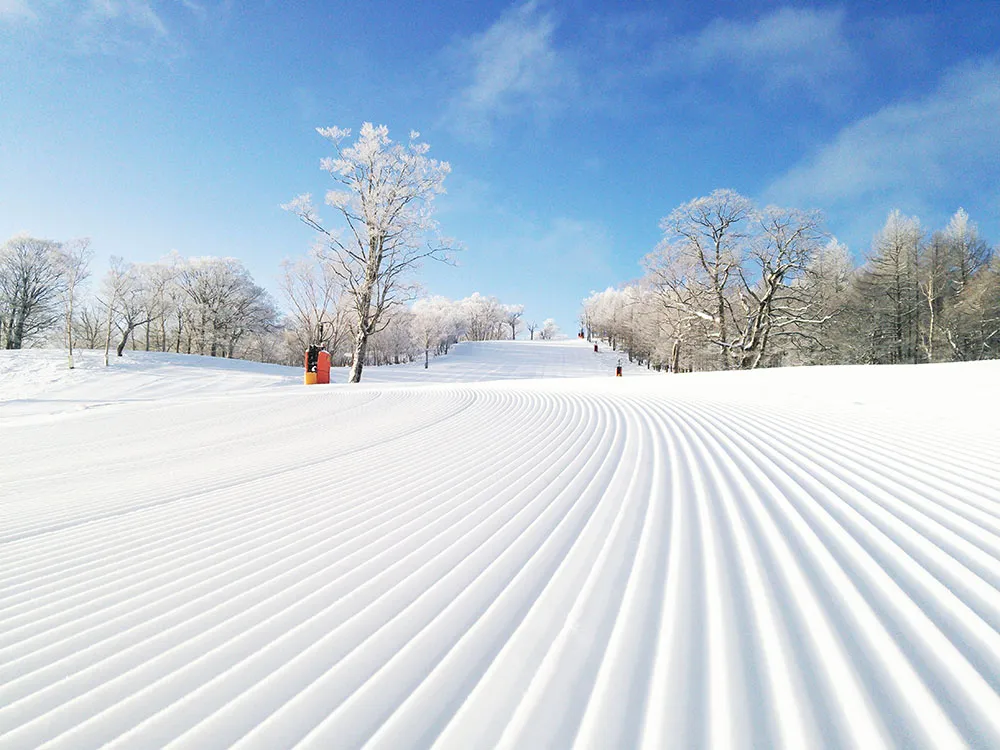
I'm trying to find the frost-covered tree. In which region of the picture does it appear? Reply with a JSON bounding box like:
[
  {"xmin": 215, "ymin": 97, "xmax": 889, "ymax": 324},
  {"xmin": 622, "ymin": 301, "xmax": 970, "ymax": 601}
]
[
  {"xmin": 0, "ymin": 235, "xmax": 63, "ymax": 349},
  {"xmin": 938, "ymin": 209, "xmax": 993, "ymax": 359},
  {"xmin": 74, "ymin": 299, "xmax": 104, "ymax": 350},
  {"xmin": 137, "ymin": 260, "xmax": 179, "ymax": 353},
  {"xmin": 53, "ymin": 238, "xmax": 92, "ymax": 368},
  {"xmin": 538, "ymin": 318, "xmax": 559, "ymax": 340},
  {"xmin": 461, "ymin": 292, "xmax": 507, "ymax": 340},
  {"xmin": 726, "ymin": 207, "xmax": 829, "ymax": 369},
  {"xmin": 581, "ymin": 288, "xmax": 627, "ymax": 350},
  {"xmin": 646, "ymin": 193, "xmax": 830, "ymax": 370},
  {"xmin": 504, "ymin": 304, "xmax": 524, "ymax": 340},
  {"xmin": 101, "ymin": 257, "xmax": 136, "ymax": 366},
  {"xmin": 918, "ymin": 231, "xmax": 951, "ymax": 362},
  {"xmin": 526, "ymin": 320, "xmax": 538, "ymax": 340},
  {"xmin": 855, "ymin": 210, "xmax": 922, "ymax": 364},
  {"xmin": 280, "ymin": 250, "xmax": 349, "ymax": 357},
  {"xmin": 113, "ymin": 266, "xmax": 152, "ymax": 357},
  {"xmin": 285, "ymin": 123, "xmax": 454, "ymax": 383},
  {"xmin": 582, "ymin": 285, "xmax": 680, "ymax": 369},
  {"xmin": 792, "ymin": 238, "xmax": 856, "ymax": 365},
  {"xmin": 649, "ymin": 189, "xmax": 754, "ymax": 369},
  {"xmin": 944, "ymin": 208, "xmax": 991, "ymax": 294},
  {"xmin": 179, "ymin": 257, "xmax": 277, "ymax": 358},
  {"xmin": 368, "ymin": 308, "xmax": 416, "ymax": 366},
  {"xmin": 943, "ymin": 251, "xmax": 1000, "ymax": 360},
  {"xmin": 411, "ymin": 296, "xmax": 454, "ymax": 368}
]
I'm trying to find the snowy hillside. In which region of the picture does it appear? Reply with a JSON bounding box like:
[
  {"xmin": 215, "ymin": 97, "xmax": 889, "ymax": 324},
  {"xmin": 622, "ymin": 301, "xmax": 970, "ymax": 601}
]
[{"xmin": 2, "ymin": 341, "xmax": 1000, "ymax": 748}]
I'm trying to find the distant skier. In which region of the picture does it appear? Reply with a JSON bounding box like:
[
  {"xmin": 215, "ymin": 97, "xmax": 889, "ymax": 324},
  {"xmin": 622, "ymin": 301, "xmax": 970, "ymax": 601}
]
[{"xmin": 616, "ymin": 358, "xmax": 623, "ymax": 377}]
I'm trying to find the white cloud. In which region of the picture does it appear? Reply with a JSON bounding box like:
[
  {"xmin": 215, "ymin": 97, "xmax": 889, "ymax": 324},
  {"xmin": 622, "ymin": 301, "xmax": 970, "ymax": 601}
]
[
  {"xmin": 178, "ymin": 0, "xmax": 206, "ymax": 18},
  {"xmin": 0, "ymin": 0, "xmax": 36, "ymax": 22},
  {"xmin": 765, "ymin": 58, "xmax": 1000, "ymax": 248},
  {"xmin": 522, "ymin": 216, "xmax": 615, "ymax": 276},
  {"xmin": 662, "ymin": 7, "xmax": 855, "ymax": 98},
  {"xmin": 84, "ymin": 0, "xmax": 168, "ymax": 38},
  {"xmin": 445, "ymin": 1, "xmax": 574, "ymax": 137},
  {"xmin": 1, "ymin": 0, "xmax": 212, "ymax": 43},
  {"xmin": 767, "ymin": 58, "xmax": 1000, "ymax": 207}
]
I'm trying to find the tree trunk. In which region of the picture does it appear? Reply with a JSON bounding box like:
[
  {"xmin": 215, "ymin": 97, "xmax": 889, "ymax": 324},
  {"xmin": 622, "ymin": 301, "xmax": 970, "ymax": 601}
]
[
  {"xmin": 66, "ymin": 293, "xmax": 75, "ymax": 369},
  {"xmin": 9, "ymin": 311, "xmax": 25, "ymax": 350},
  {"xmin": 926, "ymin": 281, "xmax": 936, "ymax": 363},
  {"xmin": 103, "ymin": 301, "xmax": 115, "ymax": 367},
  {"xmin": 209, "ymin": 320, "xmax": 218, "ymax": 357},
  {"xmin": 425, "ymin": 347, "xmax": 429, "ymax": 369},
  {"xmin": 717, "ymin": 293, "xmax": 728, "ymax": 370},
  {"xmin": 117, "ymin": 325, "xmax": 134, "ymax": 357},
  {"xmin": 349, "ymin": 331, "xmax": 368, "ymax": 383}
]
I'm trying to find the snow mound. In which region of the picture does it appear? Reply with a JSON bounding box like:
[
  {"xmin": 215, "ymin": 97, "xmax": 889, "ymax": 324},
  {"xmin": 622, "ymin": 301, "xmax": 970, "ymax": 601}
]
[{"xmin": 1, "ymin": 343, "xmax": 999, "ymax": 748}]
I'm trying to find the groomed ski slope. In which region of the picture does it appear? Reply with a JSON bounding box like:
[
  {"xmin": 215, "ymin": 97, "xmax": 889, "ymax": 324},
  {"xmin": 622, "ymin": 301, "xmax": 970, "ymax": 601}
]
[{"xmin": 2, "ymin": 340, "xmax": 1000, "ymax": 749}]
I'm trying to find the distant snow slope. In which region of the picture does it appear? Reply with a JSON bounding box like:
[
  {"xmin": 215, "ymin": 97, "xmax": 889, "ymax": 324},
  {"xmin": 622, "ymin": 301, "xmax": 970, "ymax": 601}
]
[{"xmin": 2, "ymin": 341, "xmax": 999, "ymax": 749}]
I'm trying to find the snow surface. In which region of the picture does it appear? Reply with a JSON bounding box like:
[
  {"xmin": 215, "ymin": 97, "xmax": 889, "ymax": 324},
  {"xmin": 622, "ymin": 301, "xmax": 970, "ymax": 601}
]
[{"xmin": 2, "ymin": 340, "xmax": 1000, "ymax": 749}]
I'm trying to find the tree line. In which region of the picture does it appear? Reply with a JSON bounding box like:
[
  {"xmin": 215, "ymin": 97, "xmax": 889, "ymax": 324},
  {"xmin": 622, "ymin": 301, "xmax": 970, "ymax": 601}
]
[
  {"xmin": 0, "ymin": 241, "xmax": 282, "ymax": 365},
  {"xmin": 0, "ymin": 234, "xmax": 536, "ymax": 369},
  {"xmin": 280, "ymin": 250, "xmax": 543, "ymax": 369},
  {"xmin": 581, "ymin": 189, "xmax": 998, "ymax": 372}
]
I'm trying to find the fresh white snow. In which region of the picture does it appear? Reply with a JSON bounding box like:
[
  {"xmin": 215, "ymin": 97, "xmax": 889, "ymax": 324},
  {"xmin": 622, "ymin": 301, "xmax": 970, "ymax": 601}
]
[{"xmin": 1, "ymin": 340, "xmax": 999, "ymax": 749}]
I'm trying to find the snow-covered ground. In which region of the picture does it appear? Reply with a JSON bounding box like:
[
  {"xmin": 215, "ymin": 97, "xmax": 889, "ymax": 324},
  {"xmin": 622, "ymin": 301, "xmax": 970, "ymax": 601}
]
[{"xmin": 2, "ymin": 340, "xmax": 999, "ymax": 748}]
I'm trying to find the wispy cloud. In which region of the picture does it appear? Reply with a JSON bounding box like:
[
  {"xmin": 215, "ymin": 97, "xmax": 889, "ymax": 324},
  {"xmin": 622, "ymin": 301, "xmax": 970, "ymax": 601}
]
[
  {"xmin": 178, "ymin": 0, "xmax": 207, "ymax": 19},
  {"xmin": 765, "ymin": 57, "xmax": 1000, "ymax": 246},
  {"xmin": 1, "ymin": 1, "xmax": 217, "ymax": 57},
  {"xmin": 0, "ymin": 0, "xmax": 36, "ymax": 22},
  {"xmin": 84, "ymin": 0, "xmax": 168, "ymax": 39},
  {"xmin": 658, "ymin": 7, "xmax": 856, "ymax": 100},
  {"xmin": 521, "ymin": 216, "xmax": 616, "ymax": 277},
  {"xmin": 444, "ymin": 0, "xmax": 575, "ymax": 139}
]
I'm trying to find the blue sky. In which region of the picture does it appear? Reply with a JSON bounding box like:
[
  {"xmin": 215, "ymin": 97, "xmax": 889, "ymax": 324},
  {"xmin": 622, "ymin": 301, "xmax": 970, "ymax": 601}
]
[{"xmin": 2, "ymin": 0, "xmax": 998, "ymax": 334}]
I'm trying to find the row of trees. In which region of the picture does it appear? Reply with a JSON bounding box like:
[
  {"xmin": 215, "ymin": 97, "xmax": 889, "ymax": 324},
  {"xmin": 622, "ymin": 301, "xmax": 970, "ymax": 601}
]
[
  {"xmin": 0, "ymin": 238, "xmax": 282, "ymax": 366},
  {"xmin": 338, "ymin": 292, "xmax": 548, "ymax": 369},
  {"xmin": 581, "ymin": 190, "xmax": 998, "ymax": 372},
  {"xmin": 281, "ymin": 249, "xmax": 538, "ymax": 368},
  {"xmin": 0, "ymin": 234, "xmax": 538, "ymax": 371}
]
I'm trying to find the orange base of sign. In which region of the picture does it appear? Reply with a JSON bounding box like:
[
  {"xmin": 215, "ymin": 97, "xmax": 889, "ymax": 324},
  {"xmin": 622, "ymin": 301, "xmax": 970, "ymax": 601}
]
[{"xmin": 316, "ymin": 350, "xmax": 331, "ymax": 384}]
